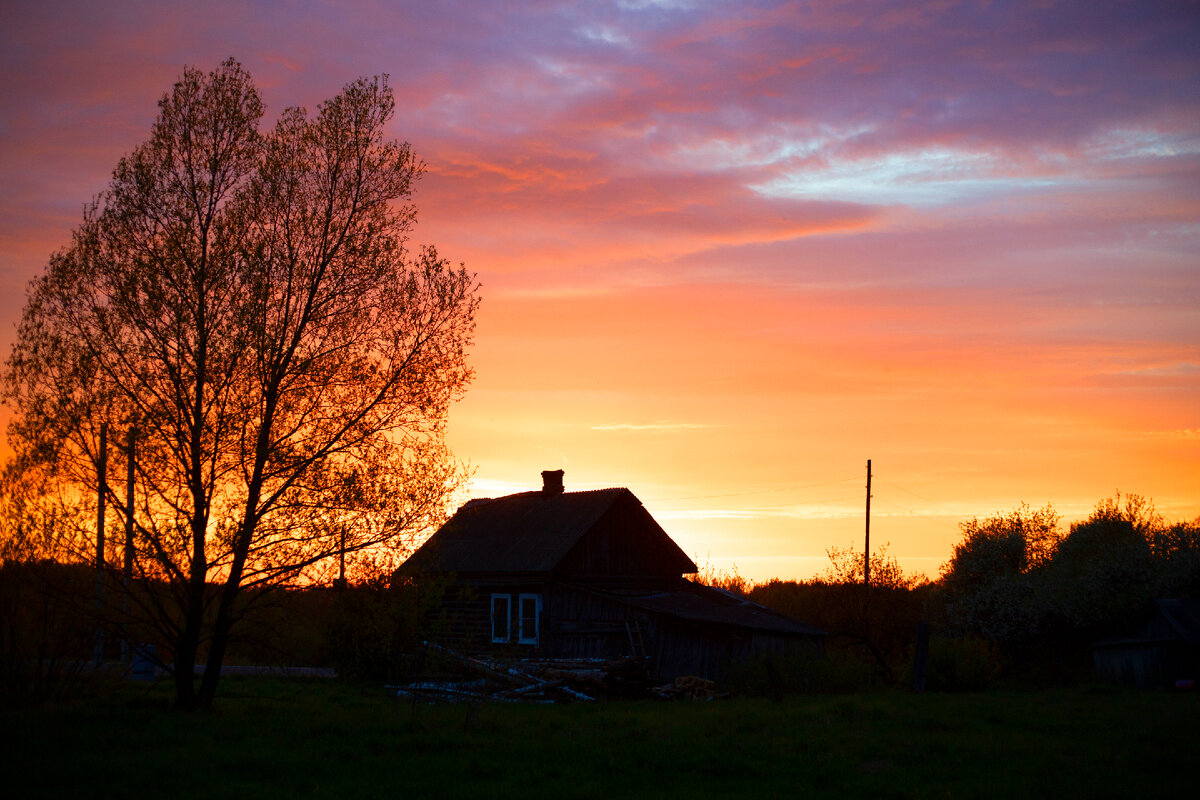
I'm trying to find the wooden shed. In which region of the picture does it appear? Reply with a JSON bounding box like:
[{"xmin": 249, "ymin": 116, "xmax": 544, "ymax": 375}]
[
  {"xmin": 1092, "ymin": 599, "xmax": 1200, "ymax": 689},
  {"xmin": 397, "ymin": 471, "xmax": 825, "ymax": 681}
]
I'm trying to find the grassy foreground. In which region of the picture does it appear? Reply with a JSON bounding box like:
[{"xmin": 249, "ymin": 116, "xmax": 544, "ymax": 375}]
[{"xmin": 3, "ymin": 678, "xmax": 1192, "ymax": 799}]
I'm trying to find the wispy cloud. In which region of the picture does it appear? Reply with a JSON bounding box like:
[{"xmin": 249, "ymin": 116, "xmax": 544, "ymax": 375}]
[
  {"xmin": 591, "ymin": 421, "xmax": 712, "ymax": 433},
  {"xmin": 2, "ymin": 0, "xmax": 1197, "ymax": 581},
  {"xmin": 1143, "ymin": 429, "xmax": 1200, "ymax": 441}
]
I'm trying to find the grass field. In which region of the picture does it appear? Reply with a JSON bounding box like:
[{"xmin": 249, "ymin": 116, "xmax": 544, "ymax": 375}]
[{"xmin": 3, "ymin": 677, "xmax": 1193, "ymax": 799}]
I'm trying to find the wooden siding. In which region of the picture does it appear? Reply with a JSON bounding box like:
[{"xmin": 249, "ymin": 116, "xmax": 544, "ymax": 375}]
[
  {"xmin": 432, "ymin": 578, "xmax": 824, "ymax": 680},
  {"xmin": 431, "ymin": 579, "xmax": 550, "ymax": 654},
  {"xmin": 544, "ymin": 583, "xmax": 651, "ymax": 661},
  {"xmin": 555, "ymin": 496, "xmax": 692, "ymax": 580}
]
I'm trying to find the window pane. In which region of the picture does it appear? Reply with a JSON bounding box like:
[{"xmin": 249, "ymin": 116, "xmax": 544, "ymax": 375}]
[
  {"xmin": 491, "ymin": 595, "xmax": 510, "ymax": 643},
  {"xmin": 519, "ymin": 594, "xmax": 540, "ymax": 644}
]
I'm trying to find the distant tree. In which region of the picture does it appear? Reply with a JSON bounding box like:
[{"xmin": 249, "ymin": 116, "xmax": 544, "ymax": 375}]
[
  {"xmin": 939, "ymin": 494, "xmax": 1200, "ymax": 667},
  {"xmin": 938, "ymin": 503, "xmax": 1064, "ymax": 650},
  {"xmin": 1149, "ymin": 517, "xmax": 1200, "ymax": 598},
  {"xmin": 1045, "ymin": 493, "xmax": 1157, "ymax": 637},
  {"xmin": 941, "ymin": 503, "xmax": 1060, "ymax": 592},
  {"xmin": 690, "ymin": 560, "xmax": 750, "ymax": 596},
  {"xmin": 1, "ymin": 59, "xmax": 478, "ymax": 709},
  {"xmin": 822, "ymin": 542, "xmax": 926, "ymax": 590},
  {"xmin": 804, "ymin": 543, "xmax": 927, "ymax": 683}
]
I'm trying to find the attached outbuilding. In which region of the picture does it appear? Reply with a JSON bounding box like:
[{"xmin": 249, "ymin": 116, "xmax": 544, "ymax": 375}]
[
  {"xmin": 397, "ymin": 470, "xmax": 825, "ymax": 681},
  {"xmin": 1092, "ymin": 598, "xmax": 1200, "ymax": 689}
]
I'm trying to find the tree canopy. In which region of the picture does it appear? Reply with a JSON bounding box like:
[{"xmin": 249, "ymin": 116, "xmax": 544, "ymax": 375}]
[
  {"xmin": 1, "ymin": 59, "xmax": 478, "ymax": 708},
  {"xmin": 940, "ymin": 494, "xmax": 1200, "ymax": 659}
]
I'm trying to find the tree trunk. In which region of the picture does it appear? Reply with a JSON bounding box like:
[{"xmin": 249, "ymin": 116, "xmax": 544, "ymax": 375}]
[
  {"xmin": 173, "ymin": 619, "xmax": 200, "ymax": 709},
  {"xmin": 174, "ymin": 545, "xmax": 210, "ymax": 710}
]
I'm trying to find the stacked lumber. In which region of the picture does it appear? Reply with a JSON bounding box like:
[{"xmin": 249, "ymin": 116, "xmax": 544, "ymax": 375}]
[{"xmin": 394, "ymin": 644, "xmax": 666, "ymax": 702}]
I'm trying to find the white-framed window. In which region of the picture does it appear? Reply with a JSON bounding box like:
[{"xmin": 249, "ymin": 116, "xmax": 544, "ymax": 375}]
[
  {"xmin": 491, "ymin": 594, "xmax": 511, "ymax": 643},
  {"xmin": 518, "ymin": 593, "xmax": 542, "ymax": 645}
]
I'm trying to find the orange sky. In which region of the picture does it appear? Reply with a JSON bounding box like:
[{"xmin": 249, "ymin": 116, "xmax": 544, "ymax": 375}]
[{"xmin": 2, "ymin": 1, "xmax": 1198, "ymax": 581}]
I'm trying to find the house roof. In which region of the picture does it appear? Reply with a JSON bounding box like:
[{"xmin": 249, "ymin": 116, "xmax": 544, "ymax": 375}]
[
  {"xmin": 1155, "ymin": 598, "xmax": 1200, "ymax": 645},
  {"xmin": 595, "ymin": 581, "xmax": 827, "ymax": 638},
  {"xmin": 1092, "ymin": 598, "xmax": 1200, "ymax": 648},
  {"xmin": 402, "ymin": 487, "xmax": 674, "ymax": 575}
]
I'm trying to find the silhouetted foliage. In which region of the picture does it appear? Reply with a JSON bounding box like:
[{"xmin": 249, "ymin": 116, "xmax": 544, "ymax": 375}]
[
  {"xmin": 749, "ymin": 543, "xmax": 929, "ymax": 688},
  {"xmin": 1, "ymin": 59, "xmax": 478, "ymax": 709},
  {"xmin": 937, "ymin": 493, "xmax": 1200, "ymax": 681},
  {"xmin": 941, "ymin": 503, "xmax": 1060, "ymax": 594},
  {"xmin": 0, "ymin": 560, "xmax": 97, "ymax": 706},
  {"xmin": 921, "ymin": 635, "xmax": 1002, "ymax": 692},
  {"xmin": 689, "ymin": 560, "xmax": 750, "ymax": 596},
  {"xmin": 822, "ymin": 541, "xmax": 927, "ymax": 590},
  {"xmin": 725, "ymin": 650, "xmax": 874, "ymax": 696},
  {"xmin": 939, "ymin": 504, "xmax": 1062, "ymax": 652},
  {"xmin": 1047, "ymin": 494, "xmax": 1156, "ymax": 639},
  {"xmin": 326, "ymin": 576, "xmax": 445, "ymax": 682}
]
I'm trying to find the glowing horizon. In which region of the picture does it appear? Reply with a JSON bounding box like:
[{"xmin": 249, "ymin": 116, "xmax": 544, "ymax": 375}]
[{"xmin": 2, "ymin": 1, "xmax": 1197, "ymax": 582}]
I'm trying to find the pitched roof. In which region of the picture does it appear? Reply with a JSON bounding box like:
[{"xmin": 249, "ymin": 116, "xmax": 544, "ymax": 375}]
[
  {"xmin": 598, "ymin": 582, "xmax": 827, "ymax": 638},
  {"xmin": 402, "ymin": 487, "xmax": 643, "ymax": 574},
  {"xmin": 1155, "ymin": 598, "xmax": 1200, "ymax": 645}
]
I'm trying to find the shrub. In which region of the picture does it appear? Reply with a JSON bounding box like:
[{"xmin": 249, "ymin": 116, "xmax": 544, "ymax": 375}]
[
  {"xmin": 325, "ymin": 576, "xmax": 444, "ymax": 681},
  {"xmin": 0, "ymin": 560, "xmax": 97, "ymax": 706},
  {"xmin": 922, "ymin": 636, "xmax": 1003, "ymax": 692},
  {"xmin": 725, "ymin": 648, "xmax": 879, "ymax": 696}
]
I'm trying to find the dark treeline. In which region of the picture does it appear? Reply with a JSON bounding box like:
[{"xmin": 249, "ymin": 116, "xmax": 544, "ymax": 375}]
[
  {"xmin": 718, "ymin": 493, "xmax": 1200, "ymax": 692},
  {"xmin": 5, "ymin": 492, "xmax": 1198, "ymax": 703},
  {"xmin": 0, "ymin": 559, "xmax": 436, "ymax": 705}
]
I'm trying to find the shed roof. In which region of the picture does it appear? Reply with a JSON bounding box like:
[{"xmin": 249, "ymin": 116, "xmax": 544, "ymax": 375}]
[
  {"xmin": 402, "ymin": 487, "xmax": 683, "ymax": 575},
  {"xmin": 1155, "ymin": 598, "xmax": 1200, "ymax": 645},
  {"xmin": 598, "ymin": 581, "xmax": 827, "ymax": 638}
]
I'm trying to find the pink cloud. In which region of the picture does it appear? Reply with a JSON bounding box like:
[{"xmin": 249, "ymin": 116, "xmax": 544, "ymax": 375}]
[{"xmin": 2, "ymin": 0, "xmax": 1198, "ymax": 578}]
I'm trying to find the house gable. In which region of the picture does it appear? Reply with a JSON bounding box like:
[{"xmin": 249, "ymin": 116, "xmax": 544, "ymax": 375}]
[{"xmin": 554, "ymin": 492, "xmax": 697, "ymax": 581}]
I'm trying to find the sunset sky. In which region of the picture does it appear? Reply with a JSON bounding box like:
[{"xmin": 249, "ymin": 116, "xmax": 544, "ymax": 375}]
[{"xmin": 2, "ymin": 0, "xmax": 1198, "ymax": 581}]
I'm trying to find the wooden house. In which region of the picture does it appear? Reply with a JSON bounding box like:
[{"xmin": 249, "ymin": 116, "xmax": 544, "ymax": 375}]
[{"xmin": 398, "ymin": 470, "xmax": 825, "ymax": 681}]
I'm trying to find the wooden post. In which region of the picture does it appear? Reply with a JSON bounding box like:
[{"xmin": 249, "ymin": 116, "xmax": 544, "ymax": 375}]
[
  {"xmin": 864, "ymin": 458, "xmax": 872, "ymax": 587},
  {"xmin": 93, "ymin": 422, "xmax": 108, "ymax": 670},
  {"xmin": 913, "ymin": 621, "xmax": 930, "ymax": 693}
]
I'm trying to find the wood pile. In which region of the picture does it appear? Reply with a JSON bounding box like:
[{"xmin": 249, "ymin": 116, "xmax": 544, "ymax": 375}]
[
  {"xmin": 394, "ymin": 643, "xmax": 716, "ymax": 703},
  {"xmin": 650, "ymin": 674, "xmax": 726, "ymax": 700}
]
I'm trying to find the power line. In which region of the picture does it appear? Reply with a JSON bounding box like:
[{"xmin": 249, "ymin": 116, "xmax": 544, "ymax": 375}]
[
  {"xmin": 744, "ymin": 493, "xmax": 870, "ymax": 511},
  {"xmin": 876, "ymin": 477, "xmax": 963, "ymax": 516},
  {"xmin": 873, "ymin": 496, "xmax": 962, "ymax": 531},
  {"xmin": 652, "ymin": 476, "xmax": 860, "ymax": 503}
]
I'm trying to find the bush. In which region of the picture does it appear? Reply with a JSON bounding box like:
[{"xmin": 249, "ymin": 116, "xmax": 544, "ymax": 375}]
[
  {"xmin": 0, "ymin": 560, "xmax": 96, "ymax": 706},
  {"xmin": 725, "ymin": 649, "xmax": 879, "ymax": 696},
  {"xmin": 226, "ymin": 587, "xmax": 338, "ymax": 667},
  {"xmin": 922, "ymin": 636, "xmax": 1003, "ymax": 692},
  {"xmin": 325, "ymin": 576, "xmax": 444, "ymax": 681}
]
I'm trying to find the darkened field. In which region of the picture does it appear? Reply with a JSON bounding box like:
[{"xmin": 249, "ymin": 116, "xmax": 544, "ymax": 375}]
[{"xmin": 3, "ymin": 677, "xmax": 1192, "ymax": 799}]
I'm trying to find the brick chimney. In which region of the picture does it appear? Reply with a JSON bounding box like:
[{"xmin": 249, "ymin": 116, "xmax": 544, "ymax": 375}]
[{"xmin": 541, "ymin": 469, "xmax": 564, "ymax": 496}]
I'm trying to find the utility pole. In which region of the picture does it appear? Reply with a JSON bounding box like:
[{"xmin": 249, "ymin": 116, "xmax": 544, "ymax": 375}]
[
  {"xmin": 122, "ymin": 427, "xmax": 136, "ymax": 669},
  {"xmin": 336, "ymin": 524, "xmax": 347, "ymax": 590},
  {"xmin": 864, "ymin": 458, "xmax": 872, "ymax": 587},
  {"xmin": 93, "ymin": 422, "xmax": 108, "ymax": 670}
]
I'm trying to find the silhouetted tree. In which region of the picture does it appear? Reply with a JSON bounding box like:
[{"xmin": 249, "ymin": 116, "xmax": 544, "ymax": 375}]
[
  {"xmin": 822, "ymin": 542, "xmax": 924, "ymax": 590},
  {"xmin": 941, "ymin": 503, "xmax": 1060, "ymax": 594},
  {"xmin": 938, "ymin": 494, "xmax": 1200, "ymax": 677},
  {"xmin": 1149, "ymin": 517, "xmax": 1200, "ymax": 597},
  {"xmin": 938, "ymin": 504, "xmax": 1061, "ymax": 649},
  {"xmin": 2, "ymin": 59, "xmax": 478, "ymax": 709},
  {"xmin": 1044, "ymin": 493, "xmax": 1157, "ymax": 638},
  {"xmin": 748, "ymin": 543, "xmax": 926, "ymax": 684}
]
